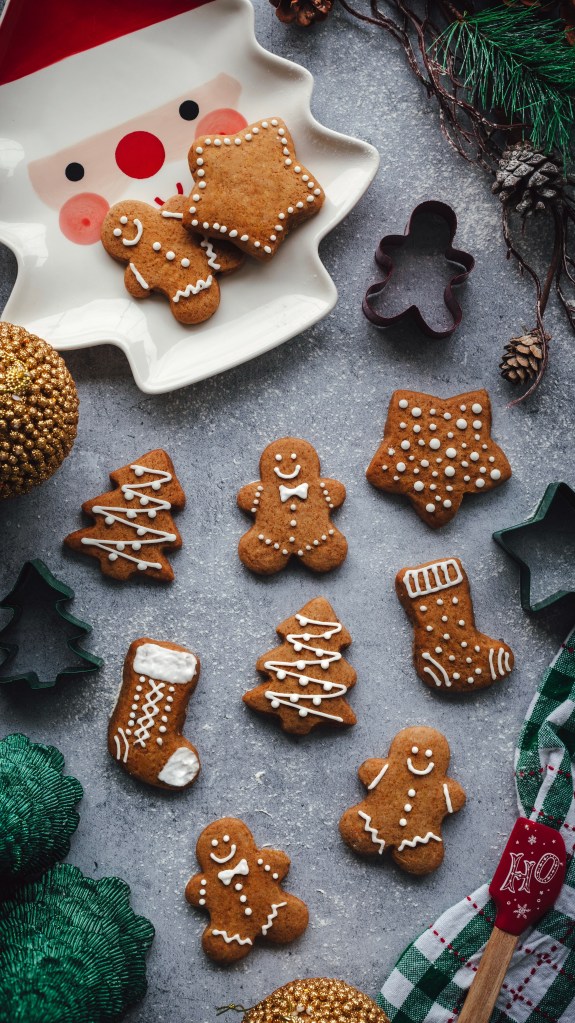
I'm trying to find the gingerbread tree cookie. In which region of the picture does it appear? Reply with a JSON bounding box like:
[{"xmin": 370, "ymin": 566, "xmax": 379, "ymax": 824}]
[
  {"xmin": 339, "ymin": 727, "xmax": 466, "ymax": 875},
  {"xmin": 366, "ymin": 389, "xmax": 511, "ymax": 528},
  {"xmin": 244, "ymin": 597, "xmax": 357, "ymax": 734},
  {"xmin": 396, "ymin": 557, "xmax": 514, "ymax": 693},
  {"xmin": 101, "ymin": 194, "xmax": 243, "ymax": 324},
  {"xmin": 237, "ymin": 437, "xmax": 347, "ymax": 575},
  {"xmin": 64, "ymin": 449, "xmax": 184, "ymax": 582},
  {"xmin": 185, "ymin": 117, "xmax": 325, "ymax": 261},
  {"xmin": 185, "ymin": 818, "xmax": 309, "ymax": 963},
  {"xmin": 108, "ymin": 638, "xmax": 200, "ymax": 791}
]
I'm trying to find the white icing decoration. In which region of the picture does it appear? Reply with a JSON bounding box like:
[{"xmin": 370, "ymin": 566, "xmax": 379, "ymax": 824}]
[
  {"xmin": 358, "ymin": 810, "xmax": 385, "ymax": 853},
  {"xmin": 422, "ymin": 652, "xmax": 450, "ymax": 688},
  {"xmin": 133, "ymin": 643, "xmax": 197, "ymax": 685},
  {"xmin": 212, "ymin": 929, "xmax": 252, "ymax": 946},
  {"xmin": 279, "ymin": 482, "xmax": 308, "ymax": 503},
  {"xmin": 443, "ymin": 784, "xmax": 453, "ymax": 813},
  {"xmin": 157, "ymin": 746, "xmax": 199, "ymax": 787},
  {"xmin": 398, "ymin": 832, "xmax": 442, "ymax": 852},
  {"xmin": 200, "ymin": 237, "xmax": 221, "ymax": 271},
  {"xmin": 471, "ymin": 402, "xmax": 482, "ymax": 413},
  {"xmin": 490, "ymin": 468, "xmax": 501, "ymax": 480},
  {"xmin": 122, "ymin": 218, "xmax": 143, "ymax": 247},
  {"xmin": 261, "ymin": 902, "xmax": 287, "ymax": 935},
  {"xmin": 407, "ymin": 757, "xmax": 435, "ymax": 776},
  {"xmin": 274, "ymin": 464, "xmax": 301, "ymax": 480},
  {"xmin": 210, "ymin": 844, "xmax": 238, "ymax": 865},
  {"xmin": 403, "ymin": 559, "xmax": 463, "ymax": 598},
  {"xmin": 263, "ymin": 613, "xmax": 346, "ymax": 723},
  {"xmin": 129, "ymin": 262, "xmax": 149, "ymax": 290},
  {"xmin": 80, "ymin": 463, "xmax": 176, "ymax": 571},
  {"xmin": 113, "ymin": 727, "xmax": 129, "ymax": 763},
  {"xmin": 161, "ymin": 210, "xmax": 183, "ymax": 219},
  {"xmin": 218, "ymin": 858, "xmax": 249, "ymax": 886},
  {"xmin": 367, "ymin": 763, "xmax": 389, "ymax": 790},
  {"xmin": 172, "ymin": 275, "xmax": 213, "ymax": 303}
]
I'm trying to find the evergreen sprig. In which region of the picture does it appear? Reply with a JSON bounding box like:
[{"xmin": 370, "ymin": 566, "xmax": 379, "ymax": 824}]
[{"xmin": 436, "ymin": 6, "xmax": 575, "ymax": 156}]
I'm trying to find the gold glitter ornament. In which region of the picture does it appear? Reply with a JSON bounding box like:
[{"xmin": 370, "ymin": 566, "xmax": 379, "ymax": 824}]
[
  {"xmin": 241, "ymin": 978, "xmax": 390, "ymax": 1023},
  {"xmin": 0, "ymin": 323, "xmax": 79, "ymax": 500}
]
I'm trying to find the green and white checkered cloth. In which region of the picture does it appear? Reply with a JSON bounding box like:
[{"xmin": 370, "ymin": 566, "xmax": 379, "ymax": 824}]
[{"xmin": 378, "ymin": 630, "xmax": 575, "ymax": 1023}]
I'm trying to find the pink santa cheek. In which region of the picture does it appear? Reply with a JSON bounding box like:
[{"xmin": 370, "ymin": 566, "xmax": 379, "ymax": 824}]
[
  {"xmin": 59, "ymin": 193, "xmax": 110, "ymax": 245},
  {"xmin": 194, "ymin": 108, "xmax": 248, "ymax": 138}
]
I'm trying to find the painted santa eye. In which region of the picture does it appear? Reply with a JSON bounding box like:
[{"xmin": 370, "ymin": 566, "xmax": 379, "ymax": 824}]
[
  {"xmin": 179, "ymin": 100, "xmax": 200, "ymax": 121},
  {"xmin": 291, "ymin": 453, "xmax": 297, "ymax": 459},
  {"xmin": 275, "ymin": 454, "xmax": 282, "ymax": 462},
  {"xmin": 425, "ymin": 749, "xmax": 433, "ymax": 757},
  {"xmin": 65, "ymin": 161, "xmax": 85, "ymax": 182},
  {"xmin": 411, "ymin": 746, "xmax": 419, "ymax": 754}
]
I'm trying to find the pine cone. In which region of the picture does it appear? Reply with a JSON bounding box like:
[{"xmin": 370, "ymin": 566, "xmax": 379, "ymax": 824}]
[
  {"xmin": 492, "ymin": 142, "xmax": 565, "ymax": 216},
  {"xmin": 270, "ymin": 0, "xmax": 333, "ymax": 26},
  {"xmin": 500, "ymin": 329, "xmax": 547, "ymax": 385}
]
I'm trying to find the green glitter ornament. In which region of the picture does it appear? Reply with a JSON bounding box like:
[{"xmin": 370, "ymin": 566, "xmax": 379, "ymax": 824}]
[
  {"xmin": 0, "ymin": 862, "xmax": 155, "ymax": 1023},
  {"xmin": 0, "ymin": 733, "xmax": 83, "ymax": 885}
]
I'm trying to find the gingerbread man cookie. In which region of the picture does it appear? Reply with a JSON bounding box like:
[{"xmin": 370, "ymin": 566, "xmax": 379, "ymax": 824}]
[
  {"xmin": 396, "ymin": 557, "xmax": 514, "ymax": 693},
  {"xmin": 101, "ymin": 194, "xmax": 243, "ymax": 324},
  {"xmin": 237, "ymin": 438, "xmax": 347, "ymax": 575},
  {"xmin": 185, "ymin": 818, "xmax": 309, "ymax": 962},
  {"xmin": 339, "ymin": 727, "xmax": 466, "ymax": 875},
  {"xmin": 244, "ymin": 597, "xmax": 357, "ymax": 734},
  {"xmin": 366, "ymin": 389, "xmax": 511, "ymax": 528},
  {"xmin": 186, "ymin": 117, "xmax": 325, "ymax": 261},
  {"xmin": 108, "ymin": 638, "xmax": 200, "ymax": 791}
]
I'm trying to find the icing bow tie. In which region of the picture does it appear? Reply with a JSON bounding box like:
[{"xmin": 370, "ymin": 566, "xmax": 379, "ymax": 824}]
[
  {"xmin": 218, "ymin": 858, "xmax": 250, "ymax": 886},
  {"xmin": 279, "ymin": 483, "xmax": 309, "ymax": 503}
]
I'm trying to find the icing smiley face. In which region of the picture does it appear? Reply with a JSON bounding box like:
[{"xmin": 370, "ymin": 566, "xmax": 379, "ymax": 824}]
[
  {"xmin": 388, "ymin": 728, "xmax": 451, "ymax": 777},
  {"xmin": 260, "ymin": 439, "xmax": 320, "ymax": 484}
]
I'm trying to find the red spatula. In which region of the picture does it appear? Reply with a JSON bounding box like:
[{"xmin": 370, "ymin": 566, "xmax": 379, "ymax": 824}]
[{"xmin": 458, "ymin": 817, "xmax": 566, "ymax": 1023}]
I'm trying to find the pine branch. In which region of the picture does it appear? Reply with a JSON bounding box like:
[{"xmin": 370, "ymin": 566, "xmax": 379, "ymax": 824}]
[{"xmin": 436, "ymin": 6, "xmax": 575, "ymax": 156}]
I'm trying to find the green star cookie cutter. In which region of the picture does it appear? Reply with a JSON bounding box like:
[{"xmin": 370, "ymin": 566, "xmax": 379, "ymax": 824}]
[
  {"xmin": 0, "ymin": 559, "xmax": 103, "ymax": 688},
  {"xmin": 493, "ymin": 482, "xmax": 575, "ymax": 614}
]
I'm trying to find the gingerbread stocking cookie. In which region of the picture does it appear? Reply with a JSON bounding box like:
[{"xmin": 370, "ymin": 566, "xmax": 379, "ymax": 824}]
[
  {"xmin": 339, "ymin": 727, "xmax": 466, "ymax": 875},
  {"xmin": 185, "ymin": 818, "xmax": 309, "ymax": 962},
  {"xmin": 396, "ymin": 557, "xmax": 514, "ymax": 693},
  {"xmin": 366, "ymin": 389, "xmax": 511, "ymax": 528},
  {"xmin": 101, "ymin": 194, "xmax": 243, "ymax": 324},
  {"xmin": 244, "ymin": 596, "xmax": 357, "ymax": 734},
  {"xmin": 237, "ymin": 438, "xmax": 347, "ymax": 575},
  {"xmin": 108, "ymin": 639, "xmax": 200, "ymax": 791}
]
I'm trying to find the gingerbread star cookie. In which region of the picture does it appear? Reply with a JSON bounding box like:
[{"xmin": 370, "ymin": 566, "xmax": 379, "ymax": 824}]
[
  {"xmin": 185, "ymin": 817, "xmax": 309, "ymax": 962},
  {"xmin": 101, "ymin": 194, "xmax": 243, "ymax": 324},
  {"xmin": 366, "ymin": 389, "xmax": 511, "ymax": 528},
  {"xmin": 185, "ymin": 117, "xmax": 325, "ymax": 261},
  {"xmin": 237, "ymin": 437, "xmax": 347, "ymax": 575},
  {"xmin": 339, "ymin": 726, "xmax": 466, "ymax": 875}
]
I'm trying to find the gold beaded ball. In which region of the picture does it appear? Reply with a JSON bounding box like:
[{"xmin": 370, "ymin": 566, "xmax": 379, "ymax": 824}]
[
  {"xmin": 0, "ymin": 322, "xmax": 79, "ymax": 500},
  {"xmin": 244, "ymin": 978, "xmax": 390, "ymax": 1023}
]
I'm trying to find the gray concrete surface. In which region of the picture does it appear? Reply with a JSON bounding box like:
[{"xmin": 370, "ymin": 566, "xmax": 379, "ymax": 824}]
[{"xmin": 1, "ymin": 2, "xmax": 574, "ymax": 1020}]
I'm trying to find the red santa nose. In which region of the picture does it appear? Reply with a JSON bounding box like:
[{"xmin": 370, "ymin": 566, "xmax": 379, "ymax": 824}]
[{"xmin": 115, "ymin": 131, "xmax": 165, "ymax": 178}]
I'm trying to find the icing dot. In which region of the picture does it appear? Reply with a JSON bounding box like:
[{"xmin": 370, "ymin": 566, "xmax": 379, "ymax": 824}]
[
  {"xmin": 399, "ymin": 399, "xmax": 408, "ymax": 408},
  {"xmin": 235, "ymin": 883, "xmax": 243, "ymax": 891},
  {"xmin": 420, "ymin": 459, "xmax": 429, "ymax": 468},
  {"xmin": 470, "ymin": 452, "xmax": 480, "ymax": 462},
  {"xmin": 166, "ymin": 251, "xmax": 175, "ymax": 261},
  {"xmin": 396, "ymin": 462, "xmax": 406, "ymax": 472},
  {"xmin": 443, "ymin": 412, "xmax": 451, "ymax": 420},
  {"xmin": 476, "ymin": 478, "xmax": 485, "ymax": 488},
  {"xmin": 425, "ymin": 503, "xmax": 435, "ymax": 513},
  {"xmin": 113, "ymin": 227, "xmax": 122, "ymax": 237},
  {"xmin": 419, "ymin": 605, "xmax": 427, "ymax": 612},
  {"xmin": 399, "ymin": 818, "xmax": 407, "ymax": 827},
  {"xmin": 414, "ymin": 481, "xmax": 424, "ymax": 492},
  {"xmin": 411, "ymin": 407, "xmax": 422, "ymax": 417},
  {"xmin": 181, "ymin": 257, "xmax": 190, "ymax": 268},
  {"xmin": 443, "ymin": 499, "xmax": 452, "ymax": 508},
  {"xmin": 490, "ymin": 468, "xmax": 501, "ymax": 480},
  {"xmin": 245, "ymin": 908, "xmax": 252, "ymax": 916},
  {"xmin": 404, "ymin": 803, "xmax": 412, "ymax": 812},
  {"xmin": 426, "ymin": 625, "xmax": 433, "ymax": 632},
  {"xmin": 472, "ymin": 403, "xmax": 482, "ymax": 414},
  {"xmin": 444, "ymin": 466, "xmax": 455, "ymax": 477},
  {"xmin": 408, "ymin": 788, "xmax": 416, "ymax": 797},
  {"xmin": 446, "ymin": 447, "xmax": 457, "ymax": 458},
  {"xmin": 429, "ymin": 438, "xmax": 440, "ymax": 450},
  {"xmin": 473, "ymin": 420, "xmax": 482, "ymax": 429},
  {"xmin": 211, "ymin": 840, "xmax": 218, "ymax": 847},
  {"xmin": 425, "ymin": 749, "xmax": 432, "ymax": 757},
  {"xmin": 456, "ymin": 418, "xmax": 467, "ymax": 429},
  {"xmin": 412, "ymin": 746, "xmax": 419, "ymax": 754},
  {"xmin": 152, "ymin": 241, "xmax": 161, "ymax": 251},
  {"xmin": 413, "ymin": 425, "xmax": 421, "ymax": 434},
  {"xmin": 401, "ymin": 440, "xmax": 410, "ymax": 450}
]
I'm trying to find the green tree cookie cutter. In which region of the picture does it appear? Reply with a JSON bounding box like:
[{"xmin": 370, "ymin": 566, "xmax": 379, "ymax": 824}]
[
  {"xmin": 0, "ymin": 559, "xmax": 103, "ymax": 688},
  {"xmin": 493, "ymin": 482, "xmax": 575, "ymax": 613}
]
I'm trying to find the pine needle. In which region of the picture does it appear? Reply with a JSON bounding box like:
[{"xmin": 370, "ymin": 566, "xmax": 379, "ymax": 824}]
[{"xmin": 436, "ymin": 6, "xmax": 575, "ymax": 156}]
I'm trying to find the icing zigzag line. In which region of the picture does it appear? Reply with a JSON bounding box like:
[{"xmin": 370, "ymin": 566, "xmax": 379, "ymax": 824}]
[
  {"xmin": 397, "ymin": 831, "xmax": 442, "ymax": 852},
  {"xmin": 358, "ymin": 810, "xmax": 385, "ymax": 854},
  {"xmin": 212, "ymin": 928, "xmax": 253, "ymax": 946},
  {"xmin": 261, "ymin": 901, "xmax": 287, "ymax": 936}
]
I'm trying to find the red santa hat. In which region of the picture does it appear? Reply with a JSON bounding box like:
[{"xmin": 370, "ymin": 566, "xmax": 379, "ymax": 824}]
[{"xmin": 0, "ymin": 0, "xmax": 211, "ymax": 86}]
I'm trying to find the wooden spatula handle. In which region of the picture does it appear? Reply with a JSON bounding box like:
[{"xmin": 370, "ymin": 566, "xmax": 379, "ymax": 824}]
[{"xmin": 458, "ymin": 927, "xmax": 518, "ymax": 1023}]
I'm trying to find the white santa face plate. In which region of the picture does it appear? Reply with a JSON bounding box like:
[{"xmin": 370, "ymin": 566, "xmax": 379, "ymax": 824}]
[{"xmin": 0, "ymin": 0, "xmax": 379, "ymax": 393}]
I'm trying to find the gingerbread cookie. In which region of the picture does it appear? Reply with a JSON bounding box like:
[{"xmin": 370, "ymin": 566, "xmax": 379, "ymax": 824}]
[
  {"xmin": 396, "ymin": 557, "xmax": 514, "ymax": 693},
  {"xmin": 339, "ymin": 726, "xmax": 466, "ymax": 875},
  {"xmin": 366, "ymin": 389, "xmax": 511, "ymax": 528},
  {"xmin": 244, "ymin": 597, "xmax": 357, "ymax": 734},
  {"xmin": 108, "ymin": 638, "xmax": 200, "ymax": 791},
  {"xmin": 64, "ymin": 449, "xmax": 184, "ymax": 582},
  {"xmin": 185, "ymin": 817, "xmax": 309, "ymax": 962},
  {"xmin": 185, "ymin": 117, "xmax": 325, "ymax": 261},
  {"xmin": 101, "ymin": 194, "xmax": 243, "ymax": 323},
  {"xmin": 237, "ymin": 438, "xmax": 347, "ymax": 575}
]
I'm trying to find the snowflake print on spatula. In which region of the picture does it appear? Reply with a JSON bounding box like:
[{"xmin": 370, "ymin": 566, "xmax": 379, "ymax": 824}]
[{"xmin": 366, "ymin": 389, "xmax": 511, "ymax": 528}]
